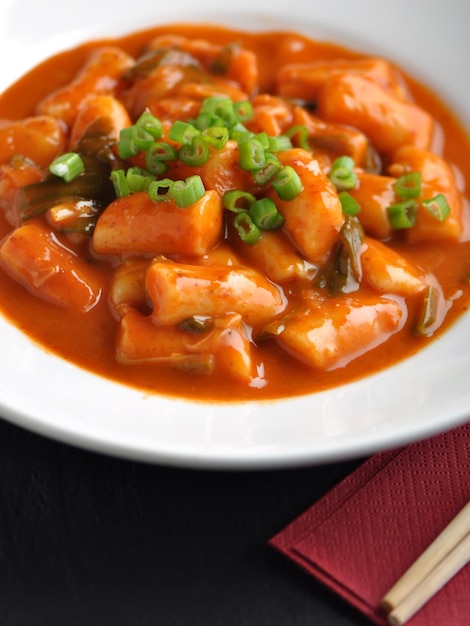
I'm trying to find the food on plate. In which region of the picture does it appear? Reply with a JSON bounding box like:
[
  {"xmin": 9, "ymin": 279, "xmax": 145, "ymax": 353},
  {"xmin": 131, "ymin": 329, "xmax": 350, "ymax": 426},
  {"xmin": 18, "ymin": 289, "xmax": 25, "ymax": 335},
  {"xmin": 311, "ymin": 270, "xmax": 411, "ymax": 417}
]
[{"xmin": 0, "ymin": 24, "xmax": 468, "ymax": 401}]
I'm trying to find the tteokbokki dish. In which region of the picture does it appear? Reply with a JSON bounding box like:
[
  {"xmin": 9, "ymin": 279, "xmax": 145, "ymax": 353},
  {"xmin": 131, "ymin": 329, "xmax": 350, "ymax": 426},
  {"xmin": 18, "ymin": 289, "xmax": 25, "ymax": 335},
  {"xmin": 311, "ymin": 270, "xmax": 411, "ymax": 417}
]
[{"xmin": 0, "ymin": 24, "xmax": 469, "ymax": 401}]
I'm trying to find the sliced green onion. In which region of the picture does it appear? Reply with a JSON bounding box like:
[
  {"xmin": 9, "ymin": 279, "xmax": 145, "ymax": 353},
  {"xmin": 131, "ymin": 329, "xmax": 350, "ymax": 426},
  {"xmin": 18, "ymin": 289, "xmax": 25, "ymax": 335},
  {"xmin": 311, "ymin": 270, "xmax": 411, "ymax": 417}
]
[
  {"xmin": 422, "ymin": 193, "xmax": 451, "ymax": 222},
  {"xmin": 285, "ymin": 124, "xmax": 311, "ymax": 152},
  {"xmin": 130, "ymin": 126, "xmax": 155, "ymax": 151},
  {"xmin": 230, "ymin": 128, "xmax": 254, "ymax": 143},
  {"xmin": 144, "ymin": 142, "xmax": 178, "ymax": 175},
  {"xmin": 169, "ymin": 120, "xmax": 201, "ymax": 145},
  {"xmin": 387, "ymin": 200, "xmax": 418, "ymax": 229},
  {"xmin": 223, "ymin": 189, "xmax": 256, "ymax": 213},
  {"xmin": 148, "ymin": 178, "xmax": 174, "ymax": 202},
  {"xmin": 126, "ymin": 167, "xmax": 154, "ymax": 193},
  {"xmin": 135, "ymin": 111, "xmax": 163, "ymax": 139},
  {"xmin": 267, "ymin": 135, "xmax": 293, "ymax": 152},
  {"xmin": 414, "ymin": 285, "xmax": 440, "ymax": 337},
  {"xmin": 234, "ymin": 100, "xmax": 253, "ymax": 123},
  {"xmin": 254, "ymin": 132, "xmax": 270, "ymax": 151},
  {"xmin": 117, "ymin": 134, "xmax": 139, "ymax": 159},
  {"xmin": 394, "ymin": 171, "xmax": 422, "ymax": 199},
  {"xmin": 339, "ymin": 191, "xmax": 361, "ymax": 216},
  {"xmin": 202, "ymin": 126, "xmax": 229, "ymax": 149},
  {"xmin": 49, "ymin": 152, "xmax": 84, "ymax": 182},
  {"xmin": 272, "ymin": 165, "xmax": 303, "ymax": 200},
  {"xmin": 251, "ymin": 152, "xmax": 282, "ymax": 185},
  {"xmin": 329, "ymin": 156, "xmax": 357, "ymax": 191},
  {"xmin": 179, "ymin": 135, "xmax": 210, "ymax": 167},
  {"xmin": 193, "ymin": 111, "xmax": 216, "ymax": 131},
  {"xmin": 250, "ymin": 197, "xmax": 284, "ymax": 230},
  {"xmin": 233, "ymin": 211, "xmax": 261, "ymax": 245},
  {"xmin": 238, "ymin": 137, "xmax": 266, "ymax": 171},
  {"xmin": 199, "ymin": 97, "xmax": 237, "ymax": 127},
  {"xmin": 111, "ymin": 169, "xmax": 130, "ymax": 198},
  {"xmin": 171, "ymin": 175, "xmax": 206, "ymax": 208}
]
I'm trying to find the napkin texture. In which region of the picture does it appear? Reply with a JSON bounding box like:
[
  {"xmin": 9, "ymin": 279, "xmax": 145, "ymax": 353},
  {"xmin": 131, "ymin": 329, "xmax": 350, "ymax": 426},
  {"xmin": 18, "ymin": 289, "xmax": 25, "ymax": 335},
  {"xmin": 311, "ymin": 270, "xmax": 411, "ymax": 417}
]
[{"xmin": 270, "ymin": 422, "xmax": 470, "ymax": 626}]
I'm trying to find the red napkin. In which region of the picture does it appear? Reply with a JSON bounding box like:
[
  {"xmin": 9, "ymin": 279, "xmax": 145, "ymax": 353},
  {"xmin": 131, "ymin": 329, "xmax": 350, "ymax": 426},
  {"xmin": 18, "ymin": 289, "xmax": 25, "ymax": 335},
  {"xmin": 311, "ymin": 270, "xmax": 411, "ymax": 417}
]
[{"xmin": 270, "ymin": 422, "xmax": 470, "ymax": 626}]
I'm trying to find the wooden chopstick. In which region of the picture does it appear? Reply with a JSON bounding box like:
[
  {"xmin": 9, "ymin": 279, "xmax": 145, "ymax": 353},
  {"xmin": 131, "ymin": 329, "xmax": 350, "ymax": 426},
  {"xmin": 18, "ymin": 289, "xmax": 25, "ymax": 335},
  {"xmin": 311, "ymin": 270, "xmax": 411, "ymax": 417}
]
[{"xmin": 380, "ymin": 500, "xmax": 470, "ymax": 626}]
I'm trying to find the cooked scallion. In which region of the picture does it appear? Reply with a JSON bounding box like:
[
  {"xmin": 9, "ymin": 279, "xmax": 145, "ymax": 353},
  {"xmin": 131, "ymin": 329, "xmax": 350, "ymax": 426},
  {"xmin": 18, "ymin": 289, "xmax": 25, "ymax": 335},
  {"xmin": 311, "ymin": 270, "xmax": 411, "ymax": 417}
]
[
  {"xmin": 414, "ymin": 285, "xmax": 440, "ymax": 336},
  {"xmin": 111, "ymin": 169, "xmax": 130, "ymax": 198}
]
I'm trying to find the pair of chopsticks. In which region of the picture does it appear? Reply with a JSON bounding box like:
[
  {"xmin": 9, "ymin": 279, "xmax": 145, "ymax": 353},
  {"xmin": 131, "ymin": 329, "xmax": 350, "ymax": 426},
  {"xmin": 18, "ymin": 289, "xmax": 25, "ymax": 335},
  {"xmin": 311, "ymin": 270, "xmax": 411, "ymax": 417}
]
[{"xmin": 380, "ymin": 500, "xmax": 470, "ymax": 626}]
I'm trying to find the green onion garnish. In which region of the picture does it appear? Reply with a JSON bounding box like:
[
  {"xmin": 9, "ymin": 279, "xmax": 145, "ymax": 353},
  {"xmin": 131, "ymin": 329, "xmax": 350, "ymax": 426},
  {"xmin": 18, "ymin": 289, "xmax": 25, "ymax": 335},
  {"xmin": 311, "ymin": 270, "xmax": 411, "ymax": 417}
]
[
  {"xmin": 202, "ymin": 126, "xmax": 229, "ymax": 150},
  {"xmin": 135, "ymin": 111, "xmax": 163, "ymax": 139},
  {"xmin": 49, "ymin": 152, "xmax": 84, "ymax": 182},
  {"xmin": 268, "ymin": 135, "xmax": 293, "ymax": 153},
  {"xmin": 130, "ymin": 126, "xmax": 155, "ymax": 152},
  {"xmin": 233, "ymin": 211, "xmax": 261, "ymax": 245},
  {"xmin": 272, "ymin": 165, "xmax": 303, "ymax": 201},
  {"xmin": 170, "ymin": 175, "xmax": 206, "ymax": 208},
  {"xmin": 422, "ymin": 193, "xmax": 451, "ymax": 221},
  {"xmin": 148, "ymin": 178, "xmax": 174, "ymax": 202},
  {"xmin": 230, "ymin": 128, "xmax": 254, "ymax": 144},
  {"xmin": 145, "ymin": 142, "xmax": 178, "ymax": 174},
  {"xmin": 250, "ymin": 197, "xmax": 284, "ymax": 230},
  {"xmin": 169, "ymin": 120, "xmax": 201, "ymax": 145},
  {"xmin": 179, "ymin": 136, "xmax": 210, "ymax": 167},
  {"xmin": 117, "ymin": 136, "xmax": 139, "ymax": 160},
  {"xmin": 238, "ymin": 137, "xmax": 266, "ymax": 171},
  {"xmin": 329, "ymin": 156, "xmax": 357, "ymax": 191},
  {"xmin": 285, "ymin": 124, "xmax": 311, "ymax": 152},
  {"xmin": 223, "ymin": 189, "xmax": 256, "ymax": 213},
  {"xmin": 198, "ymin": 97, "xmax": 237, "ymax": 128},
  {"xmin": 394, "ymin": 171, "xmax": 422, "ymax": 199},
  {"xmin": 338, "ymin": 191, "xmax": 361, "ymax": 216},
  {"xmin": 126, "ymin": 167, "xmax": 155, "ymax": 193},
  {"xmin": 387, "ymin": 200, "xmax": 418, "ymax": 229},
  {"xmin": 111, "ymin": 169, "xmax": 130, "ymax": 198},
  {"xmin": 234, "ymin": 100, "xmax": 254, "ymax": 123},
  {"xmin": 252, "ymin": 153, "xmax": 282, "ymax": 185}
]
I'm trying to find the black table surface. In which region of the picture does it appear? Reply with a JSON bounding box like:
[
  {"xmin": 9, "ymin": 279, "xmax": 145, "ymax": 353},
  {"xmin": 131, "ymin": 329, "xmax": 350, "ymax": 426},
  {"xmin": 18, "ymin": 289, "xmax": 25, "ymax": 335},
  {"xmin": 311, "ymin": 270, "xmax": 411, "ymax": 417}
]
[{"xmin": 0, "ymin": 416, "xmax": 374, "ymax": 626}]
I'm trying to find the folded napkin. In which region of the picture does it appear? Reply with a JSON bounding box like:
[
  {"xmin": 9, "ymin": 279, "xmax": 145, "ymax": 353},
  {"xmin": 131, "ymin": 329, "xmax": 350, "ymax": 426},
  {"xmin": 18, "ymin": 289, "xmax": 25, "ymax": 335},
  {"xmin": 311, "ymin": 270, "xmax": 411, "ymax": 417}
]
[{"xmin": 270, "ymin": 422, "xmax": 470, "ymax": 626}]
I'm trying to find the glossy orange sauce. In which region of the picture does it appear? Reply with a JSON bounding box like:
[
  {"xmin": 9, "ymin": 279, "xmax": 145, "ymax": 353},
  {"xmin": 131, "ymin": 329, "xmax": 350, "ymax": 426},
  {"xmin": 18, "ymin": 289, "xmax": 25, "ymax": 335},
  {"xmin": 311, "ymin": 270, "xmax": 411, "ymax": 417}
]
[{"xmin": 0, "ymin": 24, "xmax": 469, "ymax": 401}]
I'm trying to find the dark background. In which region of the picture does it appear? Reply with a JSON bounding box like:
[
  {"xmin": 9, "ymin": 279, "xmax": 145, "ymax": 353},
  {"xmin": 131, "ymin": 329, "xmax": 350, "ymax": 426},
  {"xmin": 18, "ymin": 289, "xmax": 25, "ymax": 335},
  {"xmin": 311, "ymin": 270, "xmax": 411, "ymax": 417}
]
[{"xmin": 0, "ymin": 416, "xmax": 372, "ymax": 626}]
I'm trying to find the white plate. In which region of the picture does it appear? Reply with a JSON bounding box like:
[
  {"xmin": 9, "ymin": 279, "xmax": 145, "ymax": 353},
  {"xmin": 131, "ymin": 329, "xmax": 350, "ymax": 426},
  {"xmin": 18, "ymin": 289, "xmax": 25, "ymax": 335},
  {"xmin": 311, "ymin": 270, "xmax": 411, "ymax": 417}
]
[{"xmin": 0, "ymin": 0, "xmax": 469, "ymax": 468}]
